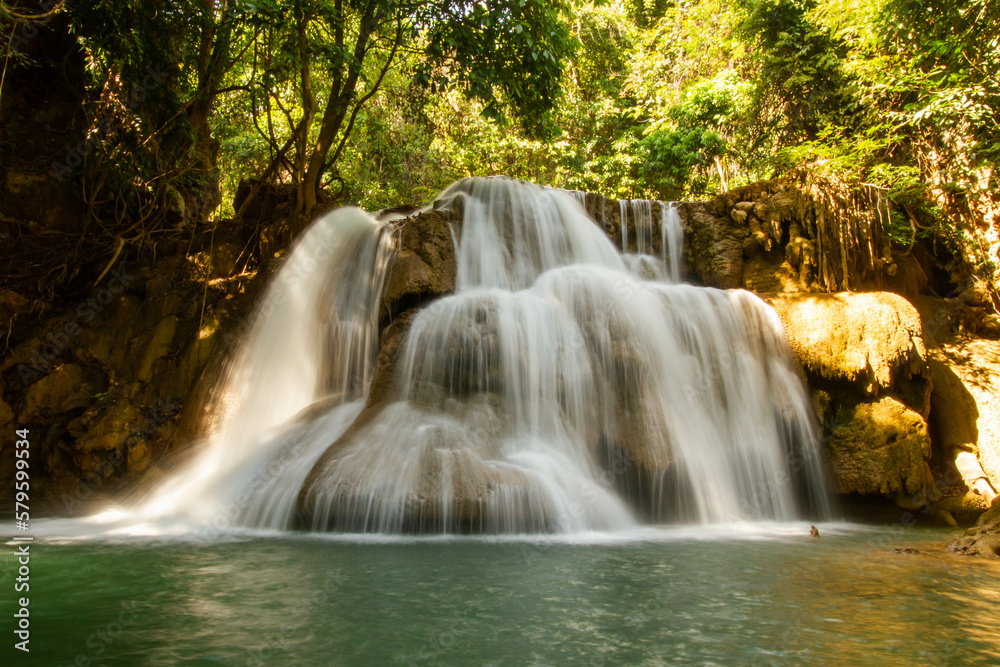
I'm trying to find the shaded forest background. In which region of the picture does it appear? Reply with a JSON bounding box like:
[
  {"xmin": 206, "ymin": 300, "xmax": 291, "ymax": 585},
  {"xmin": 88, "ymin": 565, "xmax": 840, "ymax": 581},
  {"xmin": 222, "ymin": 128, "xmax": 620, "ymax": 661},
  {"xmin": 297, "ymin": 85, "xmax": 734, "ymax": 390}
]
[{"xmin": 1, "ymin": 0, "xmax": 997, "ymax": 316}]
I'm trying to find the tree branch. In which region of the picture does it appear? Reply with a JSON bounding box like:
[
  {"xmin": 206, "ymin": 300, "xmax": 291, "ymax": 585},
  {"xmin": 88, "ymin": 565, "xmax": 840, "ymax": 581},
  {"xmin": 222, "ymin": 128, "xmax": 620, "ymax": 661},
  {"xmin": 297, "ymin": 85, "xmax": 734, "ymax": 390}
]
[
  {"xmin": 324, "ymin": 22, "xmax": 404, "ymax": 173},
  {"xmin": 1, "ymin": 0, "xmax": 64, "ymax": 21}
]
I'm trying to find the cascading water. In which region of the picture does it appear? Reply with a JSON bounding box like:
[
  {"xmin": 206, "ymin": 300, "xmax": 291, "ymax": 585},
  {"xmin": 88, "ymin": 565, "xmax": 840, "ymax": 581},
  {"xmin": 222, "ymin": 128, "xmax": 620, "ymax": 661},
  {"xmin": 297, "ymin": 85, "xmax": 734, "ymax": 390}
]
[
  {"xmin": 122, "ymin": 176, "xmax": 830, "ymax": 536},
  {"xmin": 620, "ymin": 198, "xmax": 630, "ymax": 252},
  {"xmin": 630, "ymin": 199, "xmax": 653, "ymax": 255},
  {"xmin": 125, "ymin": 207, "xmax": 396, "ymax": 532},
  {"xmin": 661, "ymin": 202, "xmax": 683, "ymax": 283}
]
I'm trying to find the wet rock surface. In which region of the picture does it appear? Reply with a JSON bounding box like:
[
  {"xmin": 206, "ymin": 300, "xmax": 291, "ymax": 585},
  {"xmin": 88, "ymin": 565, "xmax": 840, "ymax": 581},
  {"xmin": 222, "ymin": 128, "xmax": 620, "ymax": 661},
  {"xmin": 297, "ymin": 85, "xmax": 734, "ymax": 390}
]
[
  {"xmin": 823, "ymin": 395, "xmax": 933, "ymax": 509},
  {"xmin": 0, "ymin": 248, "xmax": 260, "ymax": 512},
  {"xmin": 948, "ymin": 499, "xmax": 1000, "ymax": 558}
]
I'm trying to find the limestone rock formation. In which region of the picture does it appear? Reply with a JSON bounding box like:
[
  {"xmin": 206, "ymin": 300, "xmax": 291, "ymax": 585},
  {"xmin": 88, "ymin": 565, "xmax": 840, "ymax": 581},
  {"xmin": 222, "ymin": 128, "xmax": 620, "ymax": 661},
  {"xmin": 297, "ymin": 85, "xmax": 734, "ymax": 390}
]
[
  {"xmin": 763, "ymin": 292, "xmax": 936, "ymax": 508},
  {"xmin": 380, "ymin": 208, "xmax": 459, "ymax": 319},
  {"xmin": 823, "ymin": 396, "xmax": 933, "ymax": 509},
  {"xmin": 929, "ymin": 339, "xmax": 1000, "ymax": 505},
  {"xmin": 0, "ymin": 249, "xmax": 253, "ymax": 512},
  {"xmin": 297, "ymin": 399, "xmax": 555, "ymax": 533},
  {"xmin": 947, "ymin": 498, "xmax": 1000, "ymax": 558},
  {"xmin": 649, "ymin": 175, "xmax": 892, "ymax": 294},
  {"xmin": 766, "ymin": 292, "xmax": 931, "ymax": 413},
  {"xmin": 21, "ymin": 364, "xmax": 97, "ymax": 422}
]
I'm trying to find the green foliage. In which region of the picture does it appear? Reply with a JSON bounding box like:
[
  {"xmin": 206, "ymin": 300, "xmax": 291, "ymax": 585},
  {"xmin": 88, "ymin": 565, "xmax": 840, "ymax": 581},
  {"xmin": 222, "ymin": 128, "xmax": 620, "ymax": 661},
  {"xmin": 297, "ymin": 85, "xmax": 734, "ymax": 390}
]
[
  {"xmin": 636, "ymin": 69, "xmax": 750, "ymax": 198},
  {"xmin": 666, "ymin": 70, "xmax": 752, "ymax": 129},
  {"xmin": 418, "ymin": 0, "xmax": 576, "ymax": 139},
  {"xmin": 641, "ymin": 127, "xmax": 726, "ymax": 198},
  {"xmin": 739, "ymin": 0, "xmax": 855, "ymax": 146},
  {"xmin": 16, "ymin": 0, "xmax": 577, "ymax": 223},
  {"xmin": 6, "ymin": 0, "xmax": 997, "ymax": 303},
  {"xmin": 408, "ymin": 2, "xmax": 649, "ymax": 198},
  {"xmin": 65, "ymin": 2, "xmax": 201, "ymax": 187}
]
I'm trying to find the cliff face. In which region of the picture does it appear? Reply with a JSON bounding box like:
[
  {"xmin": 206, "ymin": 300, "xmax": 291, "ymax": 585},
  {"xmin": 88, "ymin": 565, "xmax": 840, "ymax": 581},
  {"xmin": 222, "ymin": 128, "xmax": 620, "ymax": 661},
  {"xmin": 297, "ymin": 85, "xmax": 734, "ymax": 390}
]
[
  {"xmin": 3, "ymin": 175, "xmax": 999, "ymax": 547},
  {"xmin": 766, "ymin": 292, "xmax": 935, "ymax": 510},
  {"xmin": 0, "ymin": 228, "xmax": 270, "ymax": 514}
]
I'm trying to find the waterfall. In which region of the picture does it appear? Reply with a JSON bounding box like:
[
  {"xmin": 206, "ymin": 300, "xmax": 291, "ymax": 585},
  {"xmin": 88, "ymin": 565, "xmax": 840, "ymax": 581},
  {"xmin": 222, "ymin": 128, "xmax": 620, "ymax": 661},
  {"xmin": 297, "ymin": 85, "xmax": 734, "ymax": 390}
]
[
  {"xmin": 660, "ymin": 202, "xmax": 684, "ymax": 283},
  {"xmin": 619, "ymin": 198, "xmax": 629, "ymax": 251},
  {"xmin": 132, "ymin": 176, "xmax": 831, "ymax": 536},
  {"xmin": 132, "ymin": 207, "xmax": 394, "ymax": 529},
  {"xmin": 631, "ymin": 199, "xmax": 653, "ymax": 256}
]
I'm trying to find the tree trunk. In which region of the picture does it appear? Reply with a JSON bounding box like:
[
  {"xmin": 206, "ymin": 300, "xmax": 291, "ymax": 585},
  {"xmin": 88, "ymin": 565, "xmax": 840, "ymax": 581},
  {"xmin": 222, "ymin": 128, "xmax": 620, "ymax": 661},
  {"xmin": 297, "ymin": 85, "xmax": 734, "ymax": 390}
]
[
  {"xmin": 186, "ymin": 2, "xmax": 234, "ymax": 222},
  {"xmin": 297, "ymin": 2, "xmax": 382, "ymax": 219}
]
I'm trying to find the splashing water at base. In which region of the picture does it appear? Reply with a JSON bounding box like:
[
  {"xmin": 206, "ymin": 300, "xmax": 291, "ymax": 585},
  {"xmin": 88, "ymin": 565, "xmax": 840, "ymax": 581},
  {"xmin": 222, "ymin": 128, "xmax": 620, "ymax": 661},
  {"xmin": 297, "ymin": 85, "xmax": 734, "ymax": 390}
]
[{"xmin": 95, "ymin": 177, "xmax": 831, "ymax": 536}]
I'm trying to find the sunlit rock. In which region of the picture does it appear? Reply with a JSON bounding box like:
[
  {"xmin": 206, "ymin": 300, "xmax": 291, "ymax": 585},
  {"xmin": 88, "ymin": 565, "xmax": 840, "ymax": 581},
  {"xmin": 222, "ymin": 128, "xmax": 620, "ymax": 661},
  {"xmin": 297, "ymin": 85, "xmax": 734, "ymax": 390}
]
[
  {"xmin": 824, "ymin": 395, "xmax": 933, "ymax": 509},
  {"xmin": 766, "ymin": 292, "xmax": 930, "ymax": 409},
  {"xmin": 21, "ymin": 363, "xmax": 96, "ymax": 422},
  {"xmin": 930, "ymin": 339, "xmax": 1000, "ymax": 503},
  {"xmin": 948, "ymin": 499, "xmax": 1000, "ymax": 558}
]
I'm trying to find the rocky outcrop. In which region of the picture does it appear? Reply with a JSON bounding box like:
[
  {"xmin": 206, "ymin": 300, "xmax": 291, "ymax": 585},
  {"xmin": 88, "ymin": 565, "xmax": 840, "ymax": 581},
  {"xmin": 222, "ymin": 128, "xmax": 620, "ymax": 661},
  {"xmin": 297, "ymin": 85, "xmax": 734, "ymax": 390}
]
[
  {"xmin": 822, "ymin": 395, "xmax": 933, "ymax": 508},
  {"xmin": 947, "ymin": 498, "xmax": 1000, "ymax": 558},
  {"xmin": 297, "ymin": 398, "xmax": 554, "ymax": 533},
  {"xmin": 765, "ymin": 292, "xmax": 935, "ymax": 508},
  {"xmin": 577, "ymin": 174, "xmax": 893, "ymax": 294},
  {"xmin": 566, "ymin": 181, "xmax": 965, "ymax": 515},
  {"xmin": 928, "ymin": 339, "xmax": 1000, "ymax": 504},
  {"xmin": 380, "ymin": 207, "xmax": 459, "ymax": 321},
  {"xmin": 767, "ymin": 292, "xmax": 931, "ymax": 412},
  {"xmin": 20, "ymin": 363, "xmax": 97, "ymax": 422},
  {"xmin": 0, "ymin": 250, "xmax": 260, "ymax": 512}
]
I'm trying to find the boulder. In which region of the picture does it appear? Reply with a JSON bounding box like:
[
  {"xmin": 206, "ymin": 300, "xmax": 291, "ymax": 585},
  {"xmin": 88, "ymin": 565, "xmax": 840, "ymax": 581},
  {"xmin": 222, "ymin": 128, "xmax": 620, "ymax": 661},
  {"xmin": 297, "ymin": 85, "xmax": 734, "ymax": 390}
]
[
  {"xmin": 766, "ymin": 292, "xmax": 931, "ymax": 416},
  {"xmin": 947, "ymin": 498, "xmax": 1000, "ymax": 558},
  {"xmin": 297, "ymin": 399, "xmax": 556, "ymax": 533},
  {"xmin": 684, "ymin": 208, "xmax": 744, "ymax": 289},
  {"xmin": 366, "ymin": 308, "xmax": 420, "ymax": 407},
  {"xmin": 130, "ymin": 316, "xmax": 180, "ymax": 383},
  {"xmin": 21, "ymin": 364, "xmax": 96, "ymax": 422},
  {"xmin": 68, "ymin": 401, "xmax": 142, "ymax": 455},
  {"xmin": 380, "ymin": 209, "xmax": 458, "ymax": 318},
  {"xmin": 824, "ymin": 395, "xmax": 933, "ymax": 509}
]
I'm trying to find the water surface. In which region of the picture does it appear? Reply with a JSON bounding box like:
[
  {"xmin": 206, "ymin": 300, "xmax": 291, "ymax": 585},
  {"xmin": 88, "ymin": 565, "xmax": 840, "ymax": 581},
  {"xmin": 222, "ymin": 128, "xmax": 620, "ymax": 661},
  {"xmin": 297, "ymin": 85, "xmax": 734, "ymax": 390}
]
[{"xmin": 3, "ymin": 523, "xmax": 998, "ymax": 665}]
